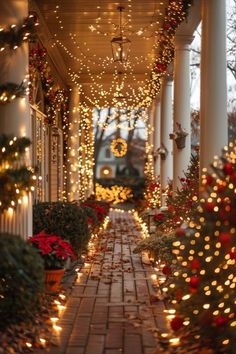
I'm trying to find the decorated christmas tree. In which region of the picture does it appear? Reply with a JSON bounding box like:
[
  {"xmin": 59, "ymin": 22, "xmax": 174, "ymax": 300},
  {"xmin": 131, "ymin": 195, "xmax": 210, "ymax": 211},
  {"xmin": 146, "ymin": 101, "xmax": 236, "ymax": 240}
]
[
  {"xmin": 168, "ymin": 141, "xmax": 236, "ymax": 353},
  {"xmin": 144, "ymin": 178, "xmax": 161, "ymax": 210},
  {"xmin": 153, "ymin": 154, "xmax": 199, "ymax": 232},
  {"xmin": 0, "ymin": 134, "xmax": 35, "ymax": 211}
]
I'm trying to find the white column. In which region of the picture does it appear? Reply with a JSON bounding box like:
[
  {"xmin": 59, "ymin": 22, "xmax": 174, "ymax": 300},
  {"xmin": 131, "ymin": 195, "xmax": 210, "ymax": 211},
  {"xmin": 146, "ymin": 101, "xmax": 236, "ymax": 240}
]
[
  {"xmin": 173, "ymin": 35, "xmax": 192, "ymax": 191},
  {"xmin": 84, "ymin": 109, "xmax": 94, "ymax": 199},
  {"xmin": 146, "ymin": 104, "xmax": 155, "ymax": 179},
  {"xmin": 67, "ymin": 87, "xmax": 81, "ymax": 201},
  {"xmin": 154, "ymin": 98, "xmax": 161, "ymax": 177},
  {"xmin": 200, "ymin": 0, "xmax": 227, "ymax": 172},
  {"xmin": 0, "ymin": 0, "xmax": 32, "ymax": 239},
  {"xmin": 148, "ymin": 103, "xmax": 155, "ymax": 148},
  {"xmin": 160, "ymin": 77, "xmax": 173, "ymax": 202}
]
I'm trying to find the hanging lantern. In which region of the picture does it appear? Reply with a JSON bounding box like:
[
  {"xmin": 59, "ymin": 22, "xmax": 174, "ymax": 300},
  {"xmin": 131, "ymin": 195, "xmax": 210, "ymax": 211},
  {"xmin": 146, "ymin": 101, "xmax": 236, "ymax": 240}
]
[
  {"xmin": 111, "ymin": 6, "xmax": 131, "ymax": 64},
  {"xmin": 111, "ymin": 36, "xmax": 131, "ymax": 63}
]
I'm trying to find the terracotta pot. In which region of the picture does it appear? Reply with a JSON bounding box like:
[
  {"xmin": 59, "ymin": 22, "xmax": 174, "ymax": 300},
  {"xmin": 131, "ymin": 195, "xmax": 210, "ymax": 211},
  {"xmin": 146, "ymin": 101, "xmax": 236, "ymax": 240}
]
[
  {"xmin": 45, "ymin": 268, "xmax": 65, "ymax": 292},
  {"xmin": 175, "ymin": 136, "xmax": 186, "ymax": 149}
]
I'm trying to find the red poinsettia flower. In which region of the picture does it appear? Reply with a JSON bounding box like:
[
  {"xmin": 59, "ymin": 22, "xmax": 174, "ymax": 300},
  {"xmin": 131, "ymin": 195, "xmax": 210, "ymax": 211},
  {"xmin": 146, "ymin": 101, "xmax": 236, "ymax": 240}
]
[{"xmin": 29, "ymin": 233, "xmax": 76, "ymax": 270}]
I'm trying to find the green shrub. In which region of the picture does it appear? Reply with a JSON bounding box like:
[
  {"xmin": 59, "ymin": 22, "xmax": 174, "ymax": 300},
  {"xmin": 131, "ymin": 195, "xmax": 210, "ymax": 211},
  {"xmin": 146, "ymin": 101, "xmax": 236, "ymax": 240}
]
[
  {"xmin": 133, "ymin": 232, "xmax": 176, "ymax": 264},
  {"xmin": 82, "ymin": 205, "xmax": 99, "ymax": 227},
  {"xmin": 0, "ymin": 233, "xmax": 44, "ymax": 328},
  {"xmin": 82, "ymin": 199, "xmax": 110, "ymax": 223},
  {"xmin": 33, "ymin": 202, "xmax": 90, "ymax": 254}
]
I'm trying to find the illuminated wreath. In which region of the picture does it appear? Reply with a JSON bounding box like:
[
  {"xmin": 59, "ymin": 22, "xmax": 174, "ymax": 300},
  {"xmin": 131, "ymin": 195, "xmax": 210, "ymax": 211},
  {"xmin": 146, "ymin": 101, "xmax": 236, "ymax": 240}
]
[{"xmin": 110, "ymin": 138, "xmax": 127, "ymax": 157}]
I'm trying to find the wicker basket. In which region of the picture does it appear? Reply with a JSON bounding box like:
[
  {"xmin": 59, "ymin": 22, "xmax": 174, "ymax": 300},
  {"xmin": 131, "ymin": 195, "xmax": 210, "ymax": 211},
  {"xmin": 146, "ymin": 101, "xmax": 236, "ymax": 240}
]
[{"xmin": 175, "ymin": 136, "xmax": 186, "ymax": 149}]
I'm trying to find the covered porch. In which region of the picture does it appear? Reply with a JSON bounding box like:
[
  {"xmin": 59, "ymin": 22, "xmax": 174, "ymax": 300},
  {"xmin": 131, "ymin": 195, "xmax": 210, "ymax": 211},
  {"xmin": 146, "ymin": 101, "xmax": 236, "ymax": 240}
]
[{"xmin": 0, "ymin": 0, "xmax": 234, "ymax": 353}]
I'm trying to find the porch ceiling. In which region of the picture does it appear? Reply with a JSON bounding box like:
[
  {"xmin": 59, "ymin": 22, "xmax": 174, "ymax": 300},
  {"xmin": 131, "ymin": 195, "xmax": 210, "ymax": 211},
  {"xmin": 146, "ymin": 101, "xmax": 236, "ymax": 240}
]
[
  {"xmin": 31, "ymin": 0, "xmax": 170, "ymax": 106},
  {"xmin": 31, "ymin": 0, "xmax": 198, "ymax": 108}
]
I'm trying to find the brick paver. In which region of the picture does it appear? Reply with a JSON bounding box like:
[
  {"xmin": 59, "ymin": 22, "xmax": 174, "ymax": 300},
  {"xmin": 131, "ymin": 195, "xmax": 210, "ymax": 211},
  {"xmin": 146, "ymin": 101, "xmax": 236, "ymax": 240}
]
[{"xmin": 46, "ymin": 210, "xmax": 168, "ymax": 354}]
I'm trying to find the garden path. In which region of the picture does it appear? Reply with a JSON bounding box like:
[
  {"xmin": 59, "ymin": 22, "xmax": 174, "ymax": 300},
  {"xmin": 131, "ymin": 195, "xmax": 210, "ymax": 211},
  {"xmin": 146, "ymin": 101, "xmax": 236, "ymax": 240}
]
[{"xmin": 47, "ymin": 209, "xmax": 168, "ymax": 354}]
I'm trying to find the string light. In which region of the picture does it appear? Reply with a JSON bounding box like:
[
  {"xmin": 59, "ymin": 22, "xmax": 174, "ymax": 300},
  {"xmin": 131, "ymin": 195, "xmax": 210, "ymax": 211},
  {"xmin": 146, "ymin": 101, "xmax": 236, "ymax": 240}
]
[
  {"xmin": 0, "ymin": 135, "xmax": 36, "ymax": 212},
  {"xmin": 67, "ymin": 105, "xmax": 94, "ymax": 201},
  {"xmin": 50, "ymin": 1, "xmax": 192, "ymax": 110},
  {"xmin": 166, "ymin": 141, "xmax": 236, "ymax": 351},
  {"xmin": 29, "ymin": 44, "xmax": 69, "ymax": 200},
  {"xmin": 0, "ymin": 13, "xmax": 39, "ymax": 52},
  {"xmin": 95, "ymin": 183, "xmax": 133, "ymax": 205}
]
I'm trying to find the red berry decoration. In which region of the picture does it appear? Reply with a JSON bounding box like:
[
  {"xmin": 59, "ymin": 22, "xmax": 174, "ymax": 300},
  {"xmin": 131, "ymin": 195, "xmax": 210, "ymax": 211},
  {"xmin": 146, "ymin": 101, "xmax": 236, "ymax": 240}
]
[
  {"xmin": 173, "ymin": 215, "xmax": 181, "ymax": 224},
  {"xmin": 163, "ymin": 22, "xmax": 171, "ymax": 30},
  {"xmin": 189, "ymin": 287, "xmax": 198, "ymax": 294},
  {"xmin": 229, "ymin": 249, "xmax": 236, "ymax": 260},
  {"xmin": 205, "ymin": 202, "xmax": 215, "ymax": 212},
  {"xmin": 190, "ymin": 258, "xmax": 201, "ymax": 270},
  {"xmin": 230, "ymin": 171, "xmax": 236, "ymax": 183},
  {"xmin": 153, "ymin": 212, "xmax": 165, "ymax": 222},
  {"xmin": 217, "ymin": 182, "xmax": 225, "ymax": 193},
  {"xmin": 168, "ymin": 204, "xmax": 175, "ymax": 213},
  {"xmin": 214, "ymin": 316, "xmax": 228, "ymax": 327},
  {"xmin": 155, "ymin": 63, "xmax": 167, "ymax": 73},
  {"xmin": 189, "ymin": 276, "xmax": 200, "ymax": 288},
  {"xmin": 219, "ymin": 232, "xmax": 231, "ymax": 247},
  {"xmin": 170, "ymin": 316, "xmax": 184, "ymax": 331},
  {"xmin": 162, "ymin": 265, "xmax": 172, "ymax": 276},
  {"xmin": 206, "ymin": 175, "xmax": 214, "ymax": 186},
  {"xmin": 175, "ymin": 228, "xmax": 186, "ymax": 237},
  {"xmin": 223, "ymin": 162, "xmax": 233, "ymax": 175},
  {"xmin": 175, "ymin": 289, "xmax": 183, "ymax": 302}
]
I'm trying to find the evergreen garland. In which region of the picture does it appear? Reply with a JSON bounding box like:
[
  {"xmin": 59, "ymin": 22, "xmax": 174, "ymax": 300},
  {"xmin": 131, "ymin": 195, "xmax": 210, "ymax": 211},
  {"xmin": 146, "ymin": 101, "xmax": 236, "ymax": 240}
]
[
  {"xmin": 0, "ymin": 13, "xmax": 39, "ymax": 51},
  {"xmin": 0, "ymin": 135, "xmax": 34, "ymax": 211},
  {"xmin": 0, "ymin": 82, "xmax": 27, "ymax": 104}
]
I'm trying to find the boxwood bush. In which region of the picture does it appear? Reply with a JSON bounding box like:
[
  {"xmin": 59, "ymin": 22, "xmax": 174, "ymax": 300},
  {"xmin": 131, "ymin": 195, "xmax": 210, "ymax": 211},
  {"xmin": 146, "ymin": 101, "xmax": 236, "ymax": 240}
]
[
  {"xmin": 33, "ymin": 202, "xmax": 90, "ymax": 254},
  {"xmin": 0, "ymin": 233, "xmax": 44, "ymax": 328},
  {"xmin": 82, "ymin": 205, "xmax": 99, "ymax": 227}
]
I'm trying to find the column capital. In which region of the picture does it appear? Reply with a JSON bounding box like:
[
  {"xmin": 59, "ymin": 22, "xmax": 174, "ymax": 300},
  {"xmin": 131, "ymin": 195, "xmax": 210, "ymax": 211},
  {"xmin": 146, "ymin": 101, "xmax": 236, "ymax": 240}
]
[
  {"xmin": 174, "ymin": 35, "xmax": 194, "ymax": 49},
  {"xmin": 161, "ymin": 74, "xmax": 173, "ymax": 86}
]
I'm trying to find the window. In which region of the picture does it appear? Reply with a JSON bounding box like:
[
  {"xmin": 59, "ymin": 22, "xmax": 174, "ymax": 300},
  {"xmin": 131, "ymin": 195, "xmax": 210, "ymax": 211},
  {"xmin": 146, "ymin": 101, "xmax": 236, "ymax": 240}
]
[
  {"xmin": 100, "ymin": 166, "xmax": 112, "ymax": 178},
  {"xmin": 105, "ymin": 148, "xmax": 111, "ymax": 159}
]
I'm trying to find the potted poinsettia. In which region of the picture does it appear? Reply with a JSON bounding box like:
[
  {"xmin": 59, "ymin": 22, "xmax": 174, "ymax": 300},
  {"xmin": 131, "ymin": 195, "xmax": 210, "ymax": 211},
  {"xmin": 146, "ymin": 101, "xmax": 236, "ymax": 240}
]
[{"xmin": 29, "ymin": 233, "xmax": 76, "ymax": 292}]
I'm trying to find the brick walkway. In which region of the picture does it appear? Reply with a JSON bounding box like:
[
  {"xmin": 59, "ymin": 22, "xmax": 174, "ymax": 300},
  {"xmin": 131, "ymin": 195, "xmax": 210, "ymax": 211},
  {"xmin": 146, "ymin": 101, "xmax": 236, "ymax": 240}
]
[{"xmin": 48, "ymin": 210, "xmax": 168, "ymax": 354}]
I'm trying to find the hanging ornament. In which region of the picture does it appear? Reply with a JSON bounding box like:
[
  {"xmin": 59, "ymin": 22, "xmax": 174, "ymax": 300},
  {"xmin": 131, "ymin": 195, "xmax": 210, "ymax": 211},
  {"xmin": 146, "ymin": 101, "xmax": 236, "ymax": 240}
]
[
  {"xmin": 110, "ymin": 137, "xmax": 127, "ymax": 158},
  {"xmin": 170, "ymin": 316, "xmax": 184, "ymax": 331},
  {"xmin": 162, "ymin": 265, "xmax": 172, "ymax": 275}
]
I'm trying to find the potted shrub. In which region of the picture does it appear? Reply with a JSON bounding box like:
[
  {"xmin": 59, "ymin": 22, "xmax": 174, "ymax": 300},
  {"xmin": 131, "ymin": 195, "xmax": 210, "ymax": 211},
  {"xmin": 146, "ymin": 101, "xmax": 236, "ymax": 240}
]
[
  {"xmin": 29, "ymin": 233, "xmax": 76, "ymax": 292},
  {"xmin": 169, "ymin": 122, "xmax": 188, "ymax": 149}
]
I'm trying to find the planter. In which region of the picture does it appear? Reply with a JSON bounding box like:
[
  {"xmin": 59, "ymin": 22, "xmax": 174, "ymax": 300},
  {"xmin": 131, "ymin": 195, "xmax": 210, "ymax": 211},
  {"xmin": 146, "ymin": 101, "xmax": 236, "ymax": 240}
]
[
  {"xmin": 45, "ymin": 268, "xmax": 65, "ymax": 292},
  {"xmin": 160, "ymin": 153, "xmax": 166, "ymax": 160},
  {"xmin": 157, "ymin": 146, "xmax": 168, "ymax": 160},
  {"xmin": 175, "ymin": 136, "xmax": 186, "ymax": 149}
]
